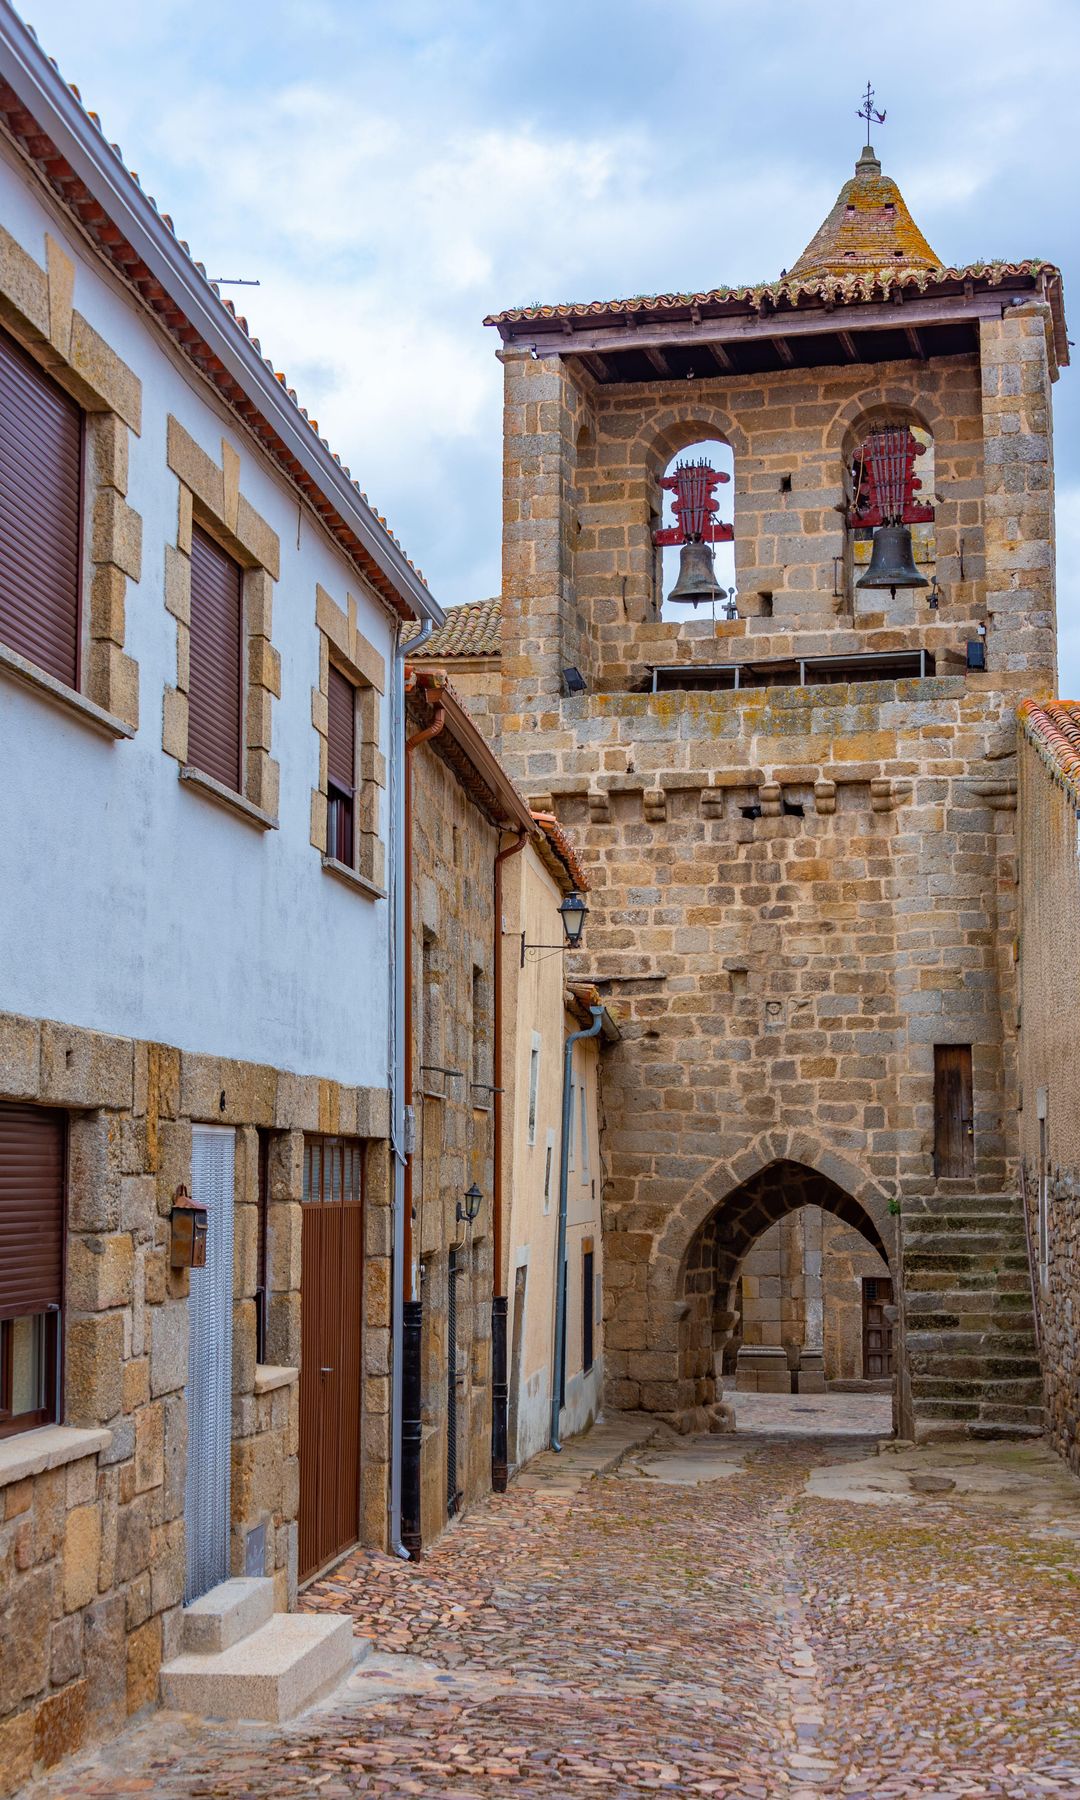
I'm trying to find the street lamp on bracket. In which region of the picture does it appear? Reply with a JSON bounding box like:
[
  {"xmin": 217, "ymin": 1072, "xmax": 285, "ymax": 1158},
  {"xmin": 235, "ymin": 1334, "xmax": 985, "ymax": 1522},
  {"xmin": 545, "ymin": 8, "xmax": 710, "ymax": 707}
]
[{"xmin": 520, "ymin": 890, "xmax": 589, "ymax": 967}]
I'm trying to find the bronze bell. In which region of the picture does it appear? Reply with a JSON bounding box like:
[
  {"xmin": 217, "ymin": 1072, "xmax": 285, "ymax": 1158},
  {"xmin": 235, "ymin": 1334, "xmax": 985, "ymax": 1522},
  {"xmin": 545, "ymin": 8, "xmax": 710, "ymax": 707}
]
[
  {"xmin": 668, "ymin": 539, "xmax": 724, "ymax": 607},
  {"xmin": 856, "ymin": 523, "xmax": 928, "ymax": 596}
]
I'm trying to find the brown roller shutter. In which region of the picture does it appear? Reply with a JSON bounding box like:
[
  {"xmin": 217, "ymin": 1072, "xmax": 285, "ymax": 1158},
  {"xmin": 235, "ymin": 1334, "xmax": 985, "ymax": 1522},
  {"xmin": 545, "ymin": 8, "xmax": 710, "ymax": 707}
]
[
  {"xmin": 327, "ymin": 665, "xmax": 356, "ymax": 792},
  {"xmin": 0, "ymin": 1103, "xmax": 65, "ymax": 1320},
  {"xmin": 188, "ymin": 525, "xmax": 243, "ymax": 791},
  {"xmin": 326, "ymin": 664, "xmax": 356, "ymax": 866},
  {"xmin": 0, "ymin": 331, "xmax": 82, "ymax": 688}
]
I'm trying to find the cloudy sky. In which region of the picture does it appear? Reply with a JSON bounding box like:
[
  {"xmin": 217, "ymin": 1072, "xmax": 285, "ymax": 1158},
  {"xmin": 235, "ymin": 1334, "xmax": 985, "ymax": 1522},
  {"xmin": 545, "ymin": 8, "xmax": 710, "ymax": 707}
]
[{"xmin": 24, "ymin": 0, "xmax": 1080, "ymax": 684}]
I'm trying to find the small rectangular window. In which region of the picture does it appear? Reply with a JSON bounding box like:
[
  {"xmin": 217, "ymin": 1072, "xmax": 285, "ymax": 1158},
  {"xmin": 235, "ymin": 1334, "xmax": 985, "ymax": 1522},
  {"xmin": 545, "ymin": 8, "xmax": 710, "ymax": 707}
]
[
  {"xmin": 579, "ymin": 1078, "xmax": 589, "ymax": 1183},
  {"xmin": 188, "ymin": 525, "xmax": 243, "ymax": 792},
  {"xmin": 326, "ymin": 662, "xmax": 357, "ymax": 867},
  {"xmin": 582, "ymin": 1244, "xmax": 595, "ymax": 1374},
  {"xmin": 0, "ymin": 330, "xmax": 82, "ymax": 688},
  {"xmin": 527, "ymin": 1033, "xmax": 541, "ymax": 1147},
  {"xmin": 567, "ymin": 1076, "xmax": 575, "ymax": 1171},
  {"xmin": 543, "ymin": 1127, "xmax": 555, "ymax": 1215},
  {"xmin": 0, "ymin": 1103, "xmax": 65, "ymax": 1439}
]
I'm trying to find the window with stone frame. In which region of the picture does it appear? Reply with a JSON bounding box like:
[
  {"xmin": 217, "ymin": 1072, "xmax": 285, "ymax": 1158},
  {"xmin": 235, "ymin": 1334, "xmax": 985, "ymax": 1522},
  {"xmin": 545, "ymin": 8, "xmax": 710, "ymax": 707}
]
[
  {"xmin": 0, "ymin": 224, "xmax": 142, "ymax": 736},
  {"xmin": 163, "ymin": 416, "xmax": 281, "ymax": 829},
  {"xmin": 0, "ymin": 1103, "xmax": 65, "ymax": 1439},
  {"xmin": 311, "ymin": 583, "xmax": 386, "ymax": 894}
]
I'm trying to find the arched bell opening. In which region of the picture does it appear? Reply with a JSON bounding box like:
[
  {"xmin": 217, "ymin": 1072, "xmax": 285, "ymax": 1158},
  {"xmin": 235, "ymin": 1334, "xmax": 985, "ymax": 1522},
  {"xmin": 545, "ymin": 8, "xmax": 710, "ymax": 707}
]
[
  {"xmin": 841, "ymin": 407, "xmax": 938, "ymax": 621},
  {"xmin": 652, "ymin": 437, "xmax": 737, "ymax": 623},
  {"xmin": 677, "ymin": 1160, "xmax": 896, "ymax": 1424}
]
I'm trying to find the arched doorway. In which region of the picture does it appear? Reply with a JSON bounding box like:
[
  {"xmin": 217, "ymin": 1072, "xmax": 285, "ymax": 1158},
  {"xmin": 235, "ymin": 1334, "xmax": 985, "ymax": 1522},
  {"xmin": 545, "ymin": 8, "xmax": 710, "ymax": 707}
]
[{"xmin": 677, "ymin": 1160, "xmax": 896, "ymax": 1427}]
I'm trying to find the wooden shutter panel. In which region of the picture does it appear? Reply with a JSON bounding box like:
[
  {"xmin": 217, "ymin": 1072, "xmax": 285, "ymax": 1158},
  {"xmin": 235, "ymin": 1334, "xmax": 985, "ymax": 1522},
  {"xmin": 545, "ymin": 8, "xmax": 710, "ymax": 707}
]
[
  {"xmin": 0, "ymin": 331, "xmax": 82, "ymax": 688},
  {"xmin": 0, "ymin": 1103, "xmax": 64, "ymax": 1320},
  {"xmin": 326, "ymin": 664, "xmax": 356, "ymax": 794},
  {"xmin": 188, "ymin": 526, "xmax": 243, "ymax": 791}
]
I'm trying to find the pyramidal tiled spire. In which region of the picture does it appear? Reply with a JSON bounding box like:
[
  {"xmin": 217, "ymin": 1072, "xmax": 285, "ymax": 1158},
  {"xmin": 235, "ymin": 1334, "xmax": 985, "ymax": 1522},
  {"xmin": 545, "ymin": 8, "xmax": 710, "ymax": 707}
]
[{"xmin": 789, "ymin": 145, "xmax": 942, "ymax": 281}]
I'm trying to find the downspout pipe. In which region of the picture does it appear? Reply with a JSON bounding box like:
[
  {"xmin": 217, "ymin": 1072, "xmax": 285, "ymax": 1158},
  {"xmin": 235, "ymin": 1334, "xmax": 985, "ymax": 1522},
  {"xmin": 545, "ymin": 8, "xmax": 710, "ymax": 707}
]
[
  {"xmin": 389, "ymin": 621, "xmax": 431, "ymax": 1560},
  {"xmin": 491, "ymin": 827, "xmax": 530, "ymax": 1494},
  {"xmin": 399, "ymin": 687, "xmax": 446, "ymax": 1560},
  {"xmin": 550, "ymin": 1005, "xmax": 604, "ymax": 1452}
]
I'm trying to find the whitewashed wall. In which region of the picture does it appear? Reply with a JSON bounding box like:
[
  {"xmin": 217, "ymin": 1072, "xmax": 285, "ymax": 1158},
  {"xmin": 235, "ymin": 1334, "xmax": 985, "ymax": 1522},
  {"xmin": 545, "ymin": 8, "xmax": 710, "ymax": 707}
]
[{"xmin": 0, "ymin": 142, "xmax": 398, "ymax": 1089}]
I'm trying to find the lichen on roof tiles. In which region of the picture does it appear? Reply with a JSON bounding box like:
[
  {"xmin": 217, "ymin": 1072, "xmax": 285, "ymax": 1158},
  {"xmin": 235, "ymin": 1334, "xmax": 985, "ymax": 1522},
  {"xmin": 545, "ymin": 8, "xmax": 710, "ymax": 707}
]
[
  {"xmin": 406, "ymin": 597, "xmax": 502, "ymax": 659},
  {"xmin": 1019, "ymin": 699, "xmax": 1080, "ymax": 810}
]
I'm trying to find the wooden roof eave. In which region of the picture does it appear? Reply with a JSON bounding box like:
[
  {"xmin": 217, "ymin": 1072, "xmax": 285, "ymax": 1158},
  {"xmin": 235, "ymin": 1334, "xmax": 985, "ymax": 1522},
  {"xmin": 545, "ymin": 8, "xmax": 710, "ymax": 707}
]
[{"xmin": 492, "ymin": 270, "xmax": 1068, "ymax": 369}]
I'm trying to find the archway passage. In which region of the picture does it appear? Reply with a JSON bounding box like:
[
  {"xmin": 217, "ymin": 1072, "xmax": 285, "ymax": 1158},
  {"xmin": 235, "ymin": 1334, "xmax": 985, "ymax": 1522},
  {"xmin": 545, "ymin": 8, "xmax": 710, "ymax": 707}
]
[{"xmin": 679, "ymin": 1160, "xmax": 895, "ymax": 1428}]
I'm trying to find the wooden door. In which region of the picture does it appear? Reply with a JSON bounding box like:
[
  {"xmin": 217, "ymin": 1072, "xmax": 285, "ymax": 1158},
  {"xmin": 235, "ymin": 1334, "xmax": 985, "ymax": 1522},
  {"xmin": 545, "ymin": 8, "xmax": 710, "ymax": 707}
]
[
  {"xmin": 862, "ymin": 1277, "xmax": 894, "ymax": 1379},
  {"xmin": 299, "ymin": 1137, "xmax": 363, "ymax": 1583},
  {"xmin": 934, "ymin": 1044, "xmax": 974, "ymax": 1178}
]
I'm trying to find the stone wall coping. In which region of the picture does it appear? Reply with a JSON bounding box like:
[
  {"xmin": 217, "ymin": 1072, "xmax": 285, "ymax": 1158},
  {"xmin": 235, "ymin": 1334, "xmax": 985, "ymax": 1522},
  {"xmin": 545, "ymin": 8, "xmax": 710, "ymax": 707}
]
[
  {"xmin": 0, "ymin": 1423, "xmax": 112, "ymax": 1489},
  {"xmin": 180, "ymin": 765, "xmax": 279, "ymax": 831},
  {"xmin": 0, "ymin": 642, "xmax": 135, "ymax": 740},
  {"xmin": 253, "ymin": 1364, "xmax": 298, "ymax": 1395}
]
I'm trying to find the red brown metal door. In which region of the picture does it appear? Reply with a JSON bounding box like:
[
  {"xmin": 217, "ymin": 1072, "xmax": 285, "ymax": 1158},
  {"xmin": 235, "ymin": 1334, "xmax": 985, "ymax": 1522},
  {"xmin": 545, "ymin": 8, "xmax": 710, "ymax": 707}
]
[
  {"xmin": 299, "ymin": 1138, "xmax": 363, "ymax": 1582},
  {"xmin": 862, "ymin": 1277, "xmax": 894, "ymax": 1379}
]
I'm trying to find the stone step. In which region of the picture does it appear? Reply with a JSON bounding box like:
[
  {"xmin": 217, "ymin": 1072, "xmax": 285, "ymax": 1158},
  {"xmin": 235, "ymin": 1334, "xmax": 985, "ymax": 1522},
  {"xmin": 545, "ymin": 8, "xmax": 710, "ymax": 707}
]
[
  {"xmin": 915, "ymin": 1416, "xmax": 1044, "ymax": 1443},
  {"xmin": 905, "ymin": 1219, "xmax": 1028, "ymax": 1241},
  {"xmin": 901, "ymin": 1195, "xmax": 1021, "ymax": 1217},
  {"xmin": 182, "ymin": 1577, "xmax": 276, "ymax": 1655},
  {"xmin": 908, "ymin": 1355, "xmax": 1043, "ymax": 1382},
  {"xmin": 911, "ymin": 1375, "xmax": 1044, "ymax": 1404},
  {"xmin": 904, "ymin": 1330, "xmax": 1038, "ymax": 1355},
  {"xmin": 904, "ymin": 1250, "xmax": 1033, "ymax": 1273},
  {"xmin": 160, "ymin": 1614, "xmax": 359, "ymax": 1722}
]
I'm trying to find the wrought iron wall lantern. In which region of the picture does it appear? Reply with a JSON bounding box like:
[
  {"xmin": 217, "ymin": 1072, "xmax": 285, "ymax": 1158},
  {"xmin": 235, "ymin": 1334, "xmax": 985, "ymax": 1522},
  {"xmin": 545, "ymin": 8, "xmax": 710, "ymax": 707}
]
[
  {"xmin": 457, "ymin": 1182, "xmax": 483, "ymax": 1226},
  {"xmin": 170, "ymin": 1184, "xmax": 208, "ymax": 1269},
  {"xmin": 520, "ymin": 890, "xmax": 589, "ymax": 966}
]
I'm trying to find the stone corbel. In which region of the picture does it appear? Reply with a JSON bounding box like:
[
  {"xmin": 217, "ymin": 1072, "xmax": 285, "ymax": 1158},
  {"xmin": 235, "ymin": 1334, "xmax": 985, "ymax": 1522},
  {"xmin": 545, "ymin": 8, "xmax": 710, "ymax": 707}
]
[
  {"xmin": 814, "ymin": 779, "xmax": 837, "ymax": 815},
  {"xmin": 642, "ymin": 788, "xmax": 667, "ymax": 823},
  {"xmin": 700, "ymin": 788, "xmax": 725, "ymax": 819},
  {"xmin": 870, "ymin": 777, "xmax": 914, "ymax": 813},
  {"xmin": 758, "ymin": 782, "xmax": 782, "ymax": 817},
  {"xmin": 967, "ymin": 777, "xmax": 1018, "ymax": 811},
  {"xmin": 587, "ymin": 789, "xmax": 611, "ymax": 824}
]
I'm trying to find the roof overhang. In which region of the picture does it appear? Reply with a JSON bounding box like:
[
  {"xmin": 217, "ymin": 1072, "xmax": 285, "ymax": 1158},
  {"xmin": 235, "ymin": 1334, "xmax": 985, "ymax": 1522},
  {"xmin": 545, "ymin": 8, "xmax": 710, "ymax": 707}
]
[
  {"xmin": 0, "ymin": 8, "xmax": 442, "ymax": 626},
  {"xmin": 487, "ymin": 265, "xmax": 1067, "ymax": 386},
  {"xmin": 406, "ymin": 668, "xmax": 536, "ymax": 833}
]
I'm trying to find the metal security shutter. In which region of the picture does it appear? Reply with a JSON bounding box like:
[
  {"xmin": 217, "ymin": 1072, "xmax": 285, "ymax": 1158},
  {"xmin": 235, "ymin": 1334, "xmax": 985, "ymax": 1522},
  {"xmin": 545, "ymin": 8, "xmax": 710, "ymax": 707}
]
[
  {"xmin": 0, "ymin": 331, "xmax": 81, "ymax": 687},
  {"xmin": 0, "ymin": 1103, "xmax": 64, "ymax": 1321},
  {"xmin": 188, "ymin": 526, "xmax": 243, "ymax": 792},
  {"xmin": 185, "ymin": 1125, "xmax": 235, "ymax": 1604},
  {"xmin": 326, "ymin": 664, "xmax": 356, "ymax": 866}
]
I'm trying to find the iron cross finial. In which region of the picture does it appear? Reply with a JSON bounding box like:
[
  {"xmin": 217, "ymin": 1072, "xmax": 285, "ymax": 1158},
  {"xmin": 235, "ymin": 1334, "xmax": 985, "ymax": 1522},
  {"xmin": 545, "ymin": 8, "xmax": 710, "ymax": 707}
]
[{"xmin": 857, "ymin": 81, "xmax": 886, "ymax": 147}]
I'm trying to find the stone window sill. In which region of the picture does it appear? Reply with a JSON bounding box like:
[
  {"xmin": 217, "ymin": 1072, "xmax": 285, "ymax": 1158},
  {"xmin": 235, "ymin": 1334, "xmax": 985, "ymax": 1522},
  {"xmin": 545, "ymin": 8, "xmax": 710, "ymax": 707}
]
[
  {"xmin": 0, "ymin": 642, "xmax": 134, "ymax": 740},
  {"xmin": 321, "ymin": 854, "xmax": 385, "ymax": 900},
  {"xmin": 0, "ymin": 1423, "xmax": 112, "ymax": 1491},
  {"xmin": 254, "ymin": 1364, "xmax": 298, "ymax": 1396},
  {"xmin": 181, "ymin": 765, "xmax": 278, "ymax": 831}
]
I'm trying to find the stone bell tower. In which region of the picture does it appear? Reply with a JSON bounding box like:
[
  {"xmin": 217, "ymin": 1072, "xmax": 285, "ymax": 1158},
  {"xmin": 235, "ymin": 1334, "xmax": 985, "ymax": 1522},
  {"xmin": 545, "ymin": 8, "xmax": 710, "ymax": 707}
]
[{"xmin": 485, "ymin": 137, "xmax": 1067, "ymax": 1440}]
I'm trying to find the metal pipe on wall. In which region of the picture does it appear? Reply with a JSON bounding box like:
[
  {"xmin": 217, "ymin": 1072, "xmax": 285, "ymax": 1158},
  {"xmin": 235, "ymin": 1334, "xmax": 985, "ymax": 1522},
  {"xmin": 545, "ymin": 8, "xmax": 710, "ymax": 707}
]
[
  {"xmin": 388, "ymin": 620, "xmax": 430, "ymax": 1560},
  {"xmin": 491, "ymin": 827, "xmax": 529, "ymax": 1493},
  {"xmin": 399, "ymin": 685, "xmax": 445, "ymax": 1560},
  {"xmin": 550, "ymin": 1005, "xmax": 604, "ymax": 1452}
]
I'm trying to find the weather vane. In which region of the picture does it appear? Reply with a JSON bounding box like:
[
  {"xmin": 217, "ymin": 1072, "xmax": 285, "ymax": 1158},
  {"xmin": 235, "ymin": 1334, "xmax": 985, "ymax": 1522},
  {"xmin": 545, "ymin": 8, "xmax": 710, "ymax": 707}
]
[{"xmin": 857, "ymin": 81, "xmax": 886, "ymax": 147}]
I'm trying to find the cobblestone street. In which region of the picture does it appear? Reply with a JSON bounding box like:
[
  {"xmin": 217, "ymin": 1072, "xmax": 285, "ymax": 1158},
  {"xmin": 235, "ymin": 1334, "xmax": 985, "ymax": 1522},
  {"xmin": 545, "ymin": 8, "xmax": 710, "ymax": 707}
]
[{"xmin": 37, "ymin": 1399, "xmax": 1080, "ymax": 1800}]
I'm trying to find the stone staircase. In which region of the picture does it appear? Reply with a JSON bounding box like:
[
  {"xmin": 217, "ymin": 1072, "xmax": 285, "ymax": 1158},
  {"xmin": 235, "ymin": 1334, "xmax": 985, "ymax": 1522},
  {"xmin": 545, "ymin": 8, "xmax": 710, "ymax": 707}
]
[
  {"xmin": 902, "ymin": 1191, "xmax": 1045, "ymax": 1441},
  {"xmin": 160, "ymin": 1577, "xmax": 359, "ymax": 1722}
]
